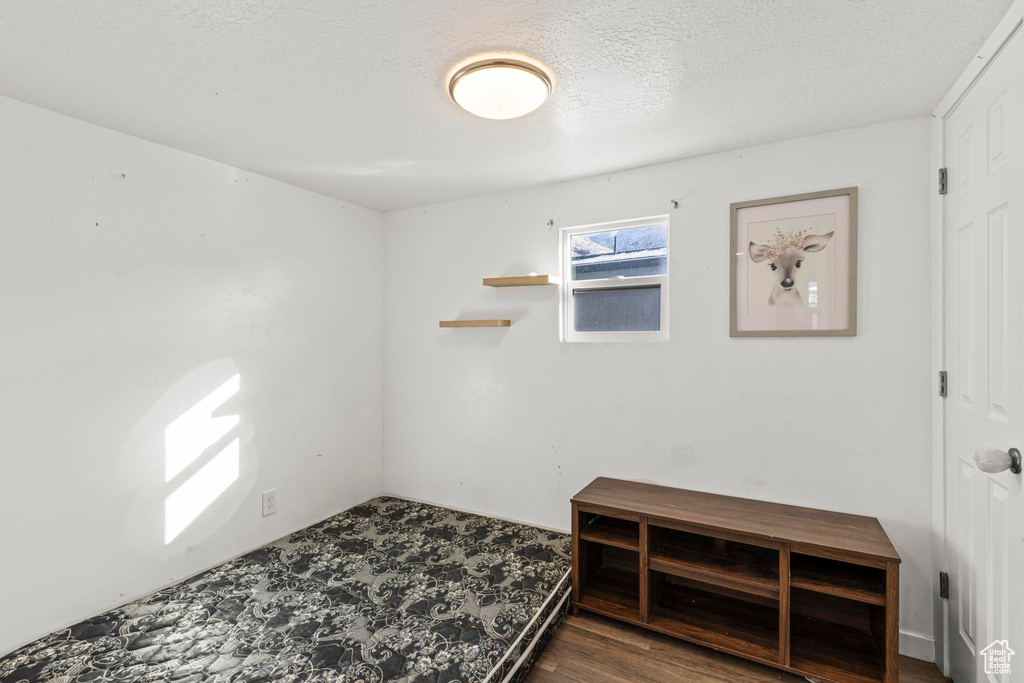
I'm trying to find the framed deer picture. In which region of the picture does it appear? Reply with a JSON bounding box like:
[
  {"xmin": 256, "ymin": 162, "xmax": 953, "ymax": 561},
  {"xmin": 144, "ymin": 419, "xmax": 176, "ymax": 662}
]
[{"xmin": 730, "ymin": 186, "xmax": 857, "ymax": 337}]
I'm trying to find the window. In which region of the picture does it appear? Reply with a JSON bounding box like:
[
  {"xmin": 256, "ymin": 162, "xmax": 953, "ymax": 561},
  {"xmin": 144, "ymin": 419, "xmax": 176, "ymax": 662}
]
[{"xmin": 560, "ymin": 216, "xmax": 669, "ymax": 342}]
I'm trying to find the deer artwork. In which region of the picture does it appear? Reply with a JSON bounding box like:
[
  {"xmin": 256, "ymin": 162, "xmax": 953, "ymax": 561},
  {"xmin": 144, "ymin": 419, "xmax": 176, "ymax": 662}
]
[{"xmin": 748, "ymin": 228, "xmax": 834, "ymax": 306}]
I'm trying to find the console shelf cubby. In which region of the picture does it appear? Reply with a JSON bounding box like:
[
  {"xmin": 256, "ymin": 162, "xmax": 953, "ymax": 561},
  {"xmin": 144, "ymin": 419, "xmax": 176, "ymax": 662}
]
[
  {"xmin": 648, "ymin": 576, "xmax": 780, "ymax": 662},
  {"xmin": 649, "ymin": 527, "xmax": 779, "ymax": 599},
  {"xmin": 574, "ymin": 543, "xmax": 639, "ymax": 621},
  {"xmin": 790, "ymin": 553, "xmax": 886, "ymax": 605},
  {"xmin": 579, "ymin": 514, "xmax": 639, "ymax": 550},
  {"xmin": 571, "ymin": 478, "xmax": 900, "ymax": 683}
]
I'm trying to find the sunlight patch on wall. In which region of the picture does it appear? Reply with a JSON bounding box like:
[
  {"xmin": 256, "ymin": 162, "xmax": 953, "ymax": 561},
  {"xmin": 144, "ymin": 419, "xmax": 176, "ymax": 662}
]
[
  {"xmin": 164, "ymin": 437, "xmax": 240, "ymax": 543},
  {"xmin": 163, "ymin": 373, "xmax": 241, "ymax": 544},
  {"xmin": 164, "ymin": 374, "xmax": 240, "ymax": 481}
]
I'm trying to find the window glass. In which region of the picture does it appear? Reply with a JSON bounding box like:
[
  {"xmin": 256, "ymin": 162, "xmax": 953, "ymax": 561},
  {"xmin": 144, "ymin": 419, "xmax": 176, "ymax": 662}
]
[
  {"xmin": 573, "ymin": 286, "xmax": 661, "ymax": 332},
  {"xmin": 570, "ymin": 224, "xmax": 668, "ymax": 281}
]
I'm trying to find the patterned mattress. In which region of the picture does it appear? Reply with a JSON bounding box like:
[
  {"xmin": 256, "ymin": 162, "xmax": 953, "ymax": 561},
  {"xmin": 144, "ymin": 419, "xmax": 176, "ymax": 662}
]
[{"xmin": 0, "ymin": 497, "xmax": 571, "ymax": 682}]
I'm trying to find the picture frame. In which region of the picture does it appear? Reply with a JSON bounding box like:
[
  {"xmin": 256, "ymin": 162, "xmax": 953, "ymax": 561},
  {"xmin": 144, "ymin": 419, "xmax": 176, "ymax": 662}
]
[{"xmin": 730, "ymin": 186, "xmax": 858, "ymax": 337}]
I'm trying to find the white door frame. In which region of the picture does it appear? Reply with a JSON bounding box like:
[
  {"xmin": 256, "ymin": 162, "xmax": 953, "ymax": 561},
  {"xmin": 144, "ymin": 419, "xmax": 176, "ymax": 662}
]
[{"xmin": 931, "ymin": 2, "xmax": 1024, "ymax": 675}]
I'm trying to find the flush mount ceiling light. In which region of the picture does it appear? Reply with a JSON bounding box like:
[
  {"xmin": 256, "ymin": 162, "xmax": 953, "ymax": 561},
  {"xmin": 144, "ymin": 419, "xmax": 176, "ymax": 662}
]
[{"xmin": 449, "ymin": 59, "xmax": 551, "ymax": 120}]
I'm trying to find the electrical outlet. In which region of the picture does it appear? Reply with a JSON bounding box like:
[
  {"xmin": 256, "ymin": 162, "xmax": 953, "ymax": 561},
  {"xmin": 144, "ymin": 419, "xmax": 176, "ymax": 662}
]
[{"xmin": 262, "ymin": 490, "xmax": 277, "ymax": 517}]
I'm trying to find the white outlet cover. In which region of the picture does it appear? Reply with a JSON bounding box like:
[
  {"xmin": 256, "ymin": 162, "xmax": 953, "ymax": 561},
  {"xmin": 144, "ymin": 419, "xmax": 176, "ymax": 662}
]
[{"xmin": 262, "ymin": 490, "xmax": 277, "ymax": 517}]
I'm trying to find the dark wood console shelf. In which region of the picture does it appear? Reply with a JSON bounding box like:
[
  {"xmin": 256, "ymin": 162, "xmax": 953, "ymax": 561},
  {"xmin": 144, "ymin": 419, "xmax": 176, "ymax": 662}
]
[{"xmin": 571, "ymin": 477, "xmax": 900, "ymax": 683}]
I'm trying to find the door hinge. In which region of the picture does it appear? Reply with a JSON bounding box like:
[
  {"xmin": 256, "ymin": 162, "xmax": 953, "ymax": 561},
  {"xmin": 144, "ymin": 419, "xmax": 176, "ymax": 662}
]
[
  {"xmin": 938, "ymin": 370, "xmax": 948, "ymax": 397},
  {"xmin": 938, "ymin": 167, "xmax": 948, "ymax": 195},
  {"xmin": 939, "ymin": 571, "xmax": 949, "ymax": 599}
]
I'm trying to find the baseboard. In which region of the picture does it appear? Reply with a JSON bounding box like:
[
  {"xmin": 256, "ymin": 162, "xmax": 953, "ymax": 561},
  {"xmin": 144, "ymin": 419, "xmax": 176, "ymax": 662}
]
[{"xmin": 900, "ymin": 630, "xmax": 936, "ymax": 662}]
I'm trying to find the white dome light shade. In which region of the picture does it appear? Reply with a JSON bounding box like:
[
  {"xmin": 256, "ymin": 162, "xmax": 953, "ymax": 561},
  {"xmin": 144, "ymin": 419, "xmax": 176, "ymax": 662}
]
[{"xmin": 449, "ymin": 60, "xmax": 551, "ymax": 120}]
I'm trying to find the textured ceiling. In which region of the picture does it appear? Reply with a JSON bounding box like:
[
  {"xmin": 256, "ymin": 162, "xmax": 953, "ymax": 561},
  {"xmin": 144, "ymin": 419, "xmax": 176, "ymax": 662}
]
[{"xmin": 0, "ymin": 0, "xmax": 1012, "ymax": 211}]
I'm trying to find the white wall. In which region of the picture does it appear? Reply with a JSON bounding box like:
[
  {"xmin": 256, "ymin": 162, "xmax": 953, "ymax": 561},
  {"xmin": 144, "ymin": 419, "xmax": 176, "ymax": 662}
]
[
  {"xmin": 0, "ymin": 96, "xmax": 936, "ymax": 658},
  {"xmin": 383, "ymin": 117, "xmax": 935, "ymax": 653},
  {"xmin": 0, "ymin": 95, "xmax": 384, "ymax": 655}
]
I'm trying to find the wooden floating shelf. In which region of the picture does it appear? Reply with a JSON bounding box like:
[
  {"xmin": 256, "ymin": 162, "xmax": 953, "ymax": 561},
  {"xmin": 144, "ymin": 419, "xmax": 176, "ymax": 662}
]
[
  {"xmin": 482, "ymin": 275, "xmax": 559, "ymax": 287},
  {"xmin": 439, "ymin": 319, "xmax": 511, "ymax": 328}
]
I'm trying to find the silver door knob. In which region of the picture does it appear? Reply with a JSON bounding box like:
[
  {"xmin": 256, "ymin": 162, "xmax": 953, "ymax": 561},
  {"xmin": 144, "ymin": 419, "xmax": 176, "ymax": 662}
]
[{"xmin": 974, "ymin": 447, "xmax": 1022, "ymax": 474}]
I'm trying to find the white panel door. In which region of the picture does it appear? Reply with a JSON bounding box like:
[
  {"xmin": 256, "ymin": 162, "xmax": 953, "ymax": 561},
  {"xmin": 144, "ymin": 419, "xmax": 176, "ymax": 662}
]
[{"xmin": 944, "ymin": 27, "xmax": 1024, "ymax": 683}]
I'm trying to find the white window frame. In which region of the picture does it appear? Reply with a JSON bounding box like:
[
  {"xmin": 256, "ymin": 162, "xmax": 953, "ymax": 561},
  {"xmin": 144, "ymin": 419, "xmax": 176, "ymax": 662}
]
[{"xmin": 560, "ymin": 215, "xmax": 670, "ymax": 343}]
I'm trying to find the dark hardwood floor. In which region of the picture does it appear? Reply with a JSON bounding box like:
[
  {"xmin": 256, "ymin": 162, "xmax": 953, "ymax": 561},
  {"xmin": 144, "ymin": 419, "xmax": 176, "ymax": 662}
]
[{"xmin": 525, "ymin": 613, "xmax": 949, "ymax": 682}]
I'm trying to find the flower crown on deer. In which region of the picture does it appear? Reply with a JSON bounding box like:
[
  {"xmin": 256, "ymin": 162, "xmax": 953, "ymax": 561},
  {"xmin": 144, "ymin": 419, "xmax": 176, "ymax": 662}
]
[
  {"xmin": 749, "ymin": 228, "xmax": 833, "ymax": 264},
  {"xmin": 759, "ymin": 229, "xmax": 810, "ymax": 261}
]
